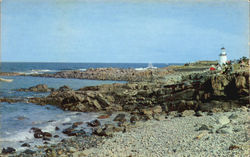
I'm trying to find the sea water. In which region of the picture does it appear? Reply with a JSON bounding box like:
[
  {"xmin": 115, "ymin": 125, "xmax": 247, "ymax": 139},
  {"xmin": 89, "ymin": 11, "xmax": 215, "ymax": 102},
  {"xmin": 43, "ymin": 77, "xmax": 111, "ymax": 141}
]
[{"xmin": 0, "ymin": 62, "xmax": 169, "ymax": 151}]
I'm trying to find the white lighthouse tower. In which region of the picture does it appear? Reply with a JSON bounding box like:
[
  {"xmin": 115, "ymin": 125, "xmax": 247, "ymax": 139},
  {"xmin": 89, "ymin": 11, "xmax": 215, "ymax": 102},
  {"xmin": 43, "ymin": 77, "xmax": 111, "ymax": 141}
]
[{"xmin": 219, "ymin": 47, "xmax": 227, "ymax": 66}]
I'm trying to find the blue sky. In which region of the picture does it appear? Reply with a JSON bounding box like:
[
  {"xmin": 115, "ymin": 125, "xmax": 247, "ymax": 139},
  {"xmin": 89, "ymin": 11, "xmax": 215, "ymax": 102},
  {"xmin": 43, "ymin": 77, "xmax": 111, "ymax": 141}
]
[{"xmin": 1, "ymin": 0, "xmax": 249, "ymax": 63}]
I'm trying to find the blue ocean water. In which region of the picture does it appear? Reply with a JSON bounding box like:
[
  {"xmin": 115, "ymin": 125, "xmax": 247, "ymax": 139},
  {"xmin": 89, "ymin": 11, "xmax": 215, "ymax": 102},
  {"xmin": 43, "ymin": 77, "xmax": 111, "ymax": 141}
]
[
  {"xmin": 0, "ymin": 62, "xmax": 172, "ymax": 151},
  {"xmin": 0, "ymin": 62, "xmax": 170, "ymax": 73}
]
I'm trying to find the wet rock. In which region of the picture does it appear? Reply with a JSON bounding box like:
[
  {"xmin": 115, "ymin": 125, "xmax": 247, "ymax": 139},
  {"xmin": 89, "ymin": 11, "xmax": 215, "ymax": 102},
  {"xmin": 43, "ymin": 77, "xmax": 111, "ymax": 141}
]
[
  {"xmin": 87, "ymin": 119, "xmax": 101, "ymax": 127},
  {"xmin": 23, "ymin": 149, "xmax": 36, "ymax": 155},
  {"xmin": 72, "ymin": 121, "xmax": 83, "ymax": 128},
  {"xmin": 17, "ymin": 84, "xmax": 53, "ymax": 92},
  {"xmin": 69, "ymin": 129, "xmax": 86, "ymax": 136},
  {"xmin": 62, "ymin": 127, "xmax": 77, "ymax": 136},
  {"xmin": 2, "ymin": 147, "xmax": 16, "ymax": 154},
  {"xmin": 113, "ymin": 114, "xmax": 126, "ymax": 122},
  {"xmin": 55, "ymin": 126, "xmax": 60, "ymax": 131},
  {"xmin": 54, "ymin": 135, "xmax": 59, "ymax": 138},
  {"xmin": 21, "ymin": 143, "xmax": 30, "ymax": 147},
  {"xmin": 34, "ymin": 132, "xmax": 43, "ymax": 138},
  {"xmin": 62, "ymin": 122, "xmax": 72, "ymax": 126},
  {"xmin": 43, "ymin": 141, "xmax": 49, "ymax": 144},
  {"xmin": 17, "ymin": 116, "xmax": 28, "ymax": 120},
  {"xmin": 43, "ymin": 137, "xmax": 51, "ymax": 141},
  {"xmin": 98, "ymin": 114, "xmax": 110, "ymax": 119},
  {"xmin": 43, "ymin": 132, "xmax": 52, "ymax": 138}
]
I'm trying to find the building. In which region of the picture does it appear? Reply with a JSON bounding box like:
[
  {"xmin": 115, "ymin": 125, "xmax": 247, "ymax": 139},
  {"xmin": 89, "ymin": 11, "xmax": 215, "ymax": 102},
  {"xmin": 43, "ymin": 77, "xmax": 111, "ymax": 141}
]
[{"xmin": 219, "ymin": 47, "xmax": 227, "ymax": 66}]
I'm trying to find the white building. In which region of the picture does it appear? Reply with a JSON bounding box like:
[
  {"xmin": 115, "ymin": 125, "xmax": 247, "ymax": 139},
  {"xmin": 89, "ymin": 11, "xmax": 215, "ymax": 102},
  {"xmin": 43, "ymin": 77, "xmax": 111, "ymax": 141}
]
[{"xmin": 219, "ymin": 47, "xmax": 227, "ymax": 66}]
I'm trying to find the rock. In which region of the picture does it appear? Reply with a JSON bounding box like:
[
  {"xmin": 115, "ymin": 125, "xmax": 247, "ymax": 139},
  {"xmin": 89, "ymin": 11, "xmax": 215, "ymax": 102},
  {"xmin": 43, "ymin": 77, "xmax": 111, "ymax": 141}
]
[
  {"xmin": 17, "ymin": 84, "xmax": 53, "ymax": 92},
  {"xmin": 235, "ymin": 76, "xmax": 246, "ymax": 88},
  {"xmin": 72, "ymin": 121, "xmax": 83, "ymax": 128},
  {"xmin": 194, "ymin": 111, "xmax": 204, "ymax": 117},
  {"xmin": 68, "ymin": 147, "xmax": 77, "ymax": 153},
  {"xmin": 34, "ymin": 132, "xmax": 43, "ymax": 138},
  {"xmin": 17, "ymin": 116, "xmax": 28, "ymax": 120},
  {"xmin": 153, "ymin": 114, "xmax": 165, "ymax": 121},
  {"xmin": 216, "ymin": 125, "xmax": 233, "ymax": 134},
  {"xmin": 23, "ymin": 149, "xmax": 36, "ymax": 154},
  {"xmin": 43, "ymin": 132, "xmax": 52, "ymax": 138},
  {"xmin": 113, "ymin": 126, "xmax": 125, "ymax": 132},
  {"xmin": 31, "ymin": 127, "xmax": 44, "ymax": 138},
  {"xmin": 92, "ymin": 100, "xmax": 102, "ymax": 110},
  {"xmin": 141, "ymin": 108, "xmax": 153, "ymax": 116},
  {"xmin": 152, "ymin": 105, "xmax": 162, "ymax": 114},
  {"xmin": 102, "ymin": 127, "xmax": 114, "ymax": 136},
  {"xmin": 229, "ymin": 145, "xmax": 240, "ymax": 150},
  {"xmin": 62, "ymin": 127, "xmax": 75, "ymax": 136},
  {"xmin": 98, "ymin": 114, "xmax": 110, "ymax": 119},
  {"xmin": 181, "ymin": 110, "xmax": 195, "ymax": 117},
  {"xmin": 118, "ymin": 121, "xmax": 130, "ymax": 128},
  {"xmin": 217, "ymin": 116, "xmax": 230, "ymax": 125},
  {"xmin": 229, "ymin": 113, "xmax": 238, "ymax": 120},
  {"xmin": 130, "ymin": 115, "xmax": 139, "ymax": 124},
  {"xmin": 58, "ymin": 85, "xmax": 72, "ymax": 92},
  {"xmin": 113, "ymin": 114, "xmax": 126, "ymax": 122},
  {"xmin": 87, "ymin": 119, "xmax": 101, "ymax": 127},
  {"xmin": 43, "ymin": 137, "xmax": 51, "ymax": 141},
  {"xmin": 198, "ymin": 124, "xmax": 211, "ymax": 131},
  {"xmin": 54, "ymin": 135, "xmax": 59, "ymax": 138},
  {"xmin": 55, "ymin": 126, "xmax": 60, "ymax": 131},
  {"xmin": 93, "ymin": 127, "xmax": 103, "ymax": 136},
  {"xmin": 168, "ymin": 111, "xmax": 181, "ymax": 117},
  {"xmin": 21, "ymin": 143, "xmax": 30, "ymax": 147},
  {"xmin": 74, "ymin": 149, "xmax": 93, "ymax": 156},
  {"xmin": 2, "ymin": 147, "xmax": 16, "ymax": 154},
  {"xmin": 93, "ymin": 124, "xmax": 115, "ymax": 136}
]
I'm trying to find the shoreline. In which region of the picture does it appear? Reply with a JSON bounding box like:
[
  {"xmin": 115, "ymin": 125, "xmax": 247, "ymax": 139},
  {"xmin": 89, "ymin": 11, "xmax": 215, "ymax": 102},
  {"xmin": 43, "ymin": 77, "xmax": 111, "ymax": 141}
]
[{"xmin": 0, "ymin": 62, "xmax": 249, "ymax": 156}]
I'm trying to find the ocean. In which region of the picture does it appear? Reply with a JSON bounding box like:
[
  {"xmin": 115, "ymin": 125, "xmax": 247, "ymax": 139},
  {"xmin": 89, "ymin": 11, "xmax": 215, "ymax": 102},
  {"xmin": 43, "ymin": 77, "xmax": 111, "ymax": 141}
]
[{"xmin": 0, "ymin": 62, "xmax": 171, "ymax": 151}]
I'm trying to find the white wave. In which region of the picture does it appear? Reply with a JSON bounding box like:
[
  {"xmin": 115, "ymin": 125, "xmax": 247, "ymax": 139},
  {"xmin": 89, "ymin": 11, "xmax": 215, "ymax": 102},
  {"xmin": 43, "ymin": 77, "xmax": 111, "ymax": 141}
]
[
  {"xmin": 18, "ymin": 69, "xmax": 58, "ymax": 75},
  {"xmin": 0, "ymin": 130, "xmax": 34, "ymax": 142},
  {"xmin": 135, "ymin": 68, "xmax": 147, "ymax": 71},
  {"xmin": 78, "ymin": 68, "xmax": 86, "ymax": 71}
]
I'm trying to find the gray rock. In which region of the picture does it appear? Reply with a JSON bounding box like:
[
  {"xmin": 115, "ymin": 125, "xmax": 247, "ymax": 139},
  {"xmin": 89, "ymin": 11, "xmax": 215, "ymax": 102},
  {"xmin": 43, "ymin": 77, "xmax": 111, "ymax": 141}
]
[
  {"xmin": 153, "ymin": 114, "xmax": 165, "ymax": 121},
  {"xmin": 217, "ymin": 116, "xmax": 230, "ymax": 125},
  {"xmin": 198, "ymin": 124, "xmax": 211, "ymax": 131},
  {"xmin": 181, "ymin": 110, "xmax": 195, "ymax": 117},
  {"xmin": 216, "ymin": 125, "xmax": 233, "ymax": 134},
  {"xmin": 113, "ymin": 114, "xmax": 126, "ymax": 122},
  {"xmin": 229, "ymin": 113, "xmax": 238, "ymax": 120}
]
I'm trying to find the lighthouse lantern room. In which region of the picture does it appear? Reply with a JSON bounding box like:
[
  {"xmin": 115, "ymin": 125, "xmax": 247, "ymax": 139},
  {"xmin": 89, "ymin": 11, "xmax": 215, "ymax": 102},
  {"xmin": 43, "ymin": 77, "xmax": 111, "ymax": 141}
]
[{"xmin": 219, "ymin": 47, "xmax": 227, "ymax": 66}]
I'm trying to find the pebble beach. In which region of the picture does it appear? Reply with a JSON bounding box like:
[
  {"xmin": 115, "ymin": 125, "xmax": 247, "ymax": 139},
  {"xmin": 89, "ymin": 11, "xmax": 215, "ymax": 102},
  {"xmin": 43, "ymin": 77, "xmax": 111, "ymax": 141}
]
[{"xmin": 79, "ymin": 108, "xmax": 249, "ymax": 157}]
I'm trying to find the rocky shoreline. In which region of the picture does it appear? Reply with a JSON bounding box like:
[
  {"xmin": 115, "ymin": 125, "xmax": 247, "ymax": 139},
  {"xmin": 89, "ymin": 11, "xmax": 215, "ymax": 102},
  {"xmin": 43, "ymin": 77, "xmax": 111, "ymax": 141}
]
[{"xmin": 0, "ymin": 64, "xmax": 249, "ymax": 156}]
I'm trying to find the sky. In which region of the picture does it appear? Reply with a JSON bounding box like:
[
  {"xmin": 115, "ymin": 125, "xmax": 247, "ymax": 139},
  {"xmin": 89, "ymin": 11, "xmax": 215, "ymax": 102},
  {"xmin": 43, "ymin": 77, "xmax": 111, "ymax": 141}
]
[{"xmin": 1, "ymin": 0, "xmax": 249, "ymax": 63}]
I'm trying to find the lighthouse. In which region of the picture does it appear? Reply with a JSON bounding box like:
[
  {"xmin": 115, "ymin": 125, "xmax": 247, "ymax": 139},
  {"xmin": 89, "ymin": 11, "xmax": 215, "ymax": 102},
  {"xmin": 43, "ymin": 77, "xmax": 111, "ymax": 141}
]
[{"xmin": 219, "ymin": 47, "xmax": 227, "ymax": 66}]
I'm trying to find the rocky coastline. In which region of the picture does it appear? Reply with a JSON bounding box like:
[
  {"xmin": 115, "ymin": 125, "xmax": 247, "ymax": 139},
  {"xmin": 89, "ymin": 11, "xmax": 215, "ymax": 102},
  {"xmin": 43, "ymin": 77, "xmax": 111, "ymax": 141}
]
[{"xmin": 0, "ymin": 63, "xmax": 249, "ymax": 156}]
